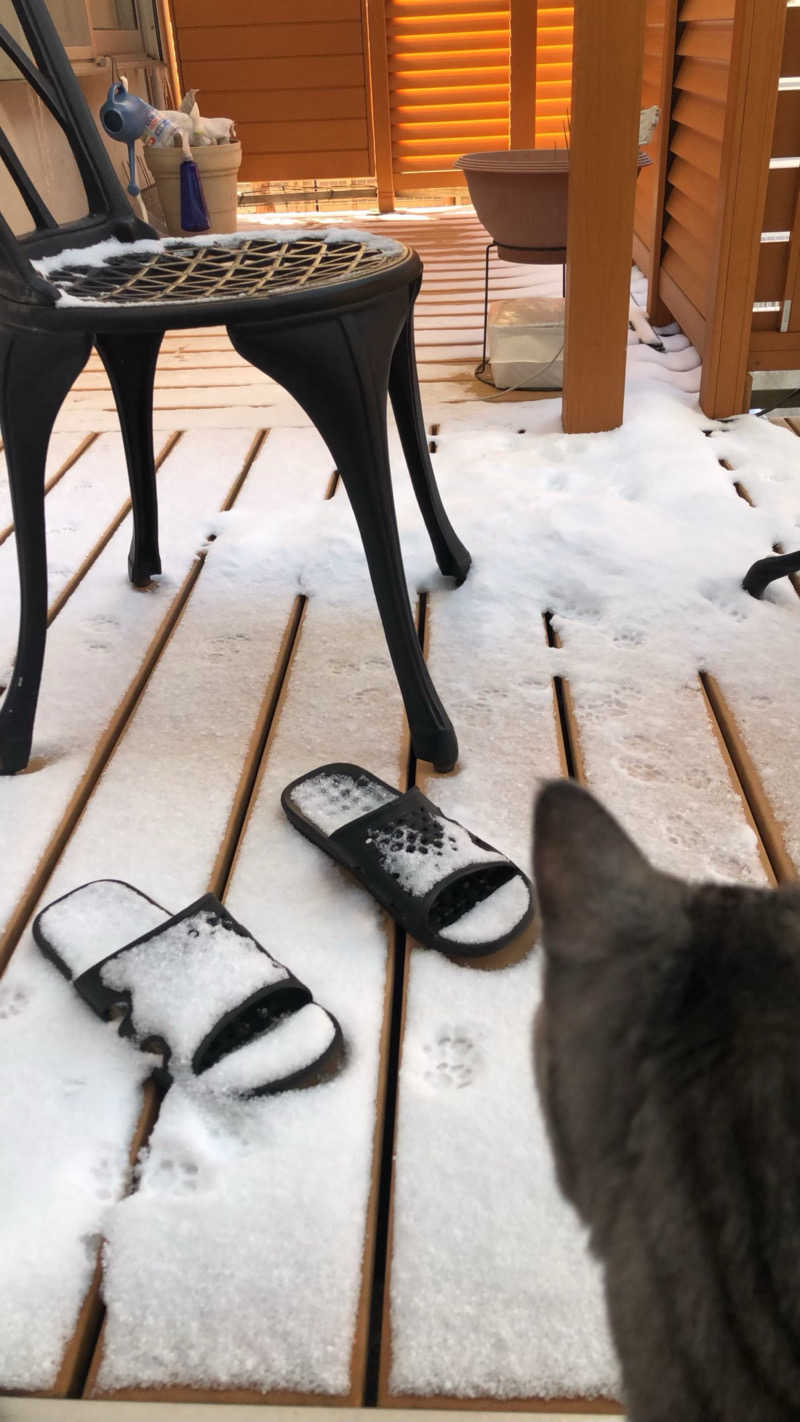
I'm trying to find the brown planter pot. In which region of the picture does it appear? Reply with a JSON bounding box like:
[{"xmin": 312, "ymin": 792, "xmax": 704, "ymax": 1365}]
[
  {"xmin": 146, "ymin": 140, "xmax": 242, "ymax": 237},
  {"xmin": 455, "ymin": 149, "xmax": 650, "ymax": 263}
]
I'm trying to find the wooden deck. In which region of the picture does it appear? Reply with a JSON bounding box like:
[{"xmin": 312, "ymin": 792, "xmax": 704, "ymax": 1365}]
[{"xmin": 1, "ymin": 207, "xmax": 797, "ymax": 1415}]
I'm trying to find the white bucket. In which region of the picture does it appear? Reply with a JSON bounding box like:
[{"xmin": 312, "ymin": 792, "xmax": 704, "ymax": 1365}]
[{"xmin": 145, "ymin": 140, "xmax": 242, "ymax": 236}]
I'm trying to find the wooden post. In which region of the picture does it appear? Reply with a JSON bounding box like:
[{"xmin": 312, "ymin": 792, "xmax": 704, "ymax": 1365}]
[
  {"xmin": 363, "ymin": 0, "xmax": 395, "ymax": 213},
  {"xmin": 155, "ymin": 0, "xmax": 182, "ymax": 106},
  {"xmin": 699, "ymin": 0, "xmax": 787, "ymax": 418},
  {"xmin": 562, "ymin": 0, "xmax": 645, "ymax": 433},
  {"xmin": 509, "ymin": 0, "xmax": 537, "ymax": 149}
]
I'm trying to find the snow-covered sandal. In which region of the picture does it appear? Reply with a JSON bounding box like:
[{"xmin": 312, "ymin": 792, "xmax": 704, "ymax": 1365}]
[
  {"xmin": 281, "ymin": 764, "xmax": 534, "ymax": 960},
  {"xmin": 33, "ymin": 880, "xmax": 343, "ymax": 1096}
]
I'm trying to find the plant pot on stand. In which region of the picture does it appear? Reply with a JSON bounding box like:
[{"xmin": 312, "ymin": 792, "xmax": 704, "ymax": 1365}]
[{"xmin": 454, "ymin": 149, "xmax": 651, "ymax": 380}]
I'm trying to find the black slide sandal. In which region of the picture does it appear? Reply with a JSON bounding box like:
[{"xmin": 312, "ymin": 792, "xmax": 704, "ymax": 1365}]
[
  {"xmin": 34, "ymin": 880, "xmax": 344, "ymax": 1096},
  {"xmin": 281, "ymin": 764, "xmax": 534, "ymax": 961}
]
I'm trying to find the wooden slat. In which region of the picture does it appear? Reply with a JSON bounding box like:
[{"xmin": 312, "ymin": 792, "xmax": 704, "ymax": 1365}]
[
  {"xmin": 662, "ymin": 242, "xmax": 708, "ymax": 313},
  {"xmin": 672, "ymin": 88, "xmax": 726, "ymax": 141},
  {"xmin": 670, "ymin": 121, "xmax": 723, "ymax": 178},
  {"xmin": 180, "ymin": 55, "xmax": 367, "ymax": 92},
  {"xmin": 763, "ymin": 164, "xmax": 800, "ymax": 231},
  {"xmin": 178, "ymin": 21, "xmax": 364, "ymax": 61},
  {"xmin": 387, "ymin": 28, "xmax": 509, "ymax": 55},
  {"xmin": 389, "ymin": 0, "xmax": 506, "ymax": 10},
  {"xmin": 663, "ymin": 213, "xmax": 713, "ymax": 275},
  {"xmin": 195, "ymin": 88, "xmax": 368, "ymax": 123},
  {"xmin": 674, "ymin": 53, "xmax": 730, "ymax": 101},
  {"xmin": 389, "ymin": 66, "xmax": 507, "ymax": 88},
  {"xmin": 749, "ymin": 330, "xmax": 800, "ymax": 364},
  {"xmin": 754, "ymin": 238, "xmax": 791, "ymax": 301},
  {"xmin": 677, "ymin": 22, "xmax": 733, "ymax": 63},
  {"xmin": 387, "ymin": 14, "xmax": 508, "ymax": 38},
  {"xmin": 234, "ymin": 118, "xmax": 369, "ymax": 154},
  {"xmin": 666, "ymin": 185, "xmax": 717, "ymax": 244},
  {"xmin": 782, "ymin": 4, "xmax": 800, "ymax": 77},
  {"xmin": 750, "ymin": 308, "xmax": 782, "ymax": 335},
  {"xmin": 239, "ymin": 150, "xmax": 372, "ymax": 181},
  {"xmin": 680, "ymin": 0, "xmax": 733, "ymax": 18},
  {"xmin": 173, "ymin": 0, "xmax": 360, "ymax": 21},
  {"xmin": 772, "ymin": 88, "xmax": 800, "ymax": 159},
  {"xmin": 668, "ymin": 152, "xmax": 720, "ymax": 214}
]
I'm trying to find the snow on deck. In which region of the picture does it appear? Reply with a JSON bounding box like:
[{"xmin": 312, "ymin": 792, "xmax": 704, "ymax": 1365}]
[{"xmin": 0, "ymin": 207, "xmax": 798, "ymax": 1413}]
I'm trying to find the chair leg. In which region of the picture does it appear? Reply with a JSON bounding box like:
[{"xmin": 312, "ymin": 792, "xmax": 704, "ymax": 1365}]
[
  {"xmin": 0, "ymin": 329, "xmax": 90, "ymax": 774},
  {"xmin": 95, "ymin": 330, "xmax": 163, "ymax": 587},
  {"xmin": 229, "ymin": 293, "xmax": 459, "ymax": 772},
  {"xmin": 389, "ymin": 296, "xmax": 471, "ymax": 585}
]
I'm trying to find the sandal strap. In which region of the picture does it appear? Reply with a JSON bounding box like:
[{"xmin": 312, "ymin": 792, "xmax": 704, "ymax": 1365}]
[
  {"xmin": 74, "ymin": 893, "xmax": 311, "ymax": 1075},
  {"xmin": 330, "ymin": 786, "xmax": 513, "ymax": 940}
]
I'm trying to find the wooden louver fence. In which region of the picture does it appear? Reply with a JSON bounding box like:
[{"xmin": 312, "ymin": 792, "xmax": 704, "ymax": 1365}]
[
  {"xmin": 168, "ymin": 1, "xmax": 574, "ymax": 205},
  {"xmin": 381, "ymin": 0, "xmax": 574, "ymax": 197},
  {"xmin": 634, "ymin": 0, "xmax": 800, "ymax": 416},
  {"xmin": 385, "ymin": 0, "xmax": 511, "ymax": 189}
]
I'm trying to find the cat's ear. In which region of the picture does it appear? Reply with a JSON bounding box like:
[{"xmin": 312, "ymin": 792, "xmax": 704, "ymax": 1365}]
[{"xmin": 534, "ymin": 779, "xmax": 678, "ymax": 962}]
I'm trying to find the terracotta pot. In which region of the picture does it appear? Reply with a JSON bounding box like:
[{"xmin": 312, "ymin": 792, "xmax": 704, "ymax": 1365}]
[
  {"xmin": 455, "ymin": 149, "xmax": 650, "ymax": 263},
  {"xmin": 145, "ymin": 140, "xmax": 242, "ymax": 236}
]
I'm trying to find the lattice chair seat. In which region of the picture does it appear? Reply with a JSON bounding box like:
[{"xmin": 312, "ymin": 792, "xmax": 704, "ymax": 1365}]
[
  {"xmin": 36, "ymin": 232, "xmax": 408, "ymax": 307},
  {"xmin": 0, "ymin": 0, "xmax": 472, "ymax": 779}
]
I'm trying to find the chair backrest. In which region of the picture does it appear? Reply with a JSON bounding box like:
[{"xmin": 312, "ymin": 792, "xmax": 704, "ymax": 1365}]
[{"xmin": 0, "ymin": 0, "xmax": 153, "ymax": 304}]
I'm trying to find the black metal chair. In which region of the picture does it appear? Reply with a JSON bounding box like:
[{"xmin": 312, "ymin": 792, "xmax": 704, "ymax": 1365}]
[{"xmin": 0, "ymin": 0, "xmax": 470, "ymax": 777}]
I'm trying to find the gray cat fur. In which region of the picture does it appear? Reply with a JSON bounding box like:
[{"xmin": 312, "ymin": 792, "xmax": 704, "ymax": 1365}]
[{"xmin": 533, "ymin": 778, "xmax": 800, "ymax": 1422}]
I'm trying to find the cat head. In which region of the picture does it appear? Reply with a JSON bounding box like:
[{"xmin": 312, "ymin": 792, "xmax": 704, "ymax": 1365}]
[
  {"xmin": 531, "ymin": 779, "xmax": 800, "ymax": 1234},
  {"xmin": 533, "ymin": 778, "xmax": 684, "ymax": 966}
]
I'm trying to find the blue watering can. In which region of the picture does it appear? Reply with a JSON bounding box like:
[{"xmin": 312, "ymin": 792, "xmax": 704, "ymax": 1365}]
[{"xmin": 99, "ymin": 80, "xmax": 209, "ymax": 232}]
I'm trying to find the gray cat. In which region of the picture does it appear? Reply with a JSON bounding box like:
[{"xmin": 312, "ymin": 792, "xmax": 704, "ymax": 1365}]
[{"xmin": 532, "ymin": 778, "xmax": 800, "ymax": 1422}]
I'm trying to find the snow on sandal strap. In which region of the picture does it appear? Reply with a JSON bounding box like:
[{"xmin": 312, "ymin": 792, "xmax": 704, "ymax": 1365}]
[
  {"xmin": 281, "ymin": 764, "xmax": 534, "ymax": 959},
  {"xmin": 33, "ymin": 880, "xmax": 343, "ymax": 1095}
]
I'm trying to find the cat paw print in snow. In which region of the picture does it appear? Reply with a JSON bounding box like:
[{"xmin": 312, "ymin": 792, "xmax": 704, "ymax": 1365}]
[
  {"xmin": 0, "ymin": 984, "xmax": 30, "ymax": 1020},
  {"xmin": 423, "ymin": 1027, "xmax": 480, "ymax": 1089}
]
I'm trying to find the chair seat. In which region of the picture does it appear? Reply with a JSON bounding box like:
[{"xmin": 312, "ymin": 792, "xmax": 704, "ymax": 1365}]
[{"xmin": 34, "ymin": 230, "xmax": 409, "ymax": 309}]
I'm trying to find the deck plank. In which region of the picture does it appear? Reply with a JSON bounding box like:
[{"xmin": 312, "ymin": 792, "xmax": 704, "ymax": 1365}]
[
  {"xmin": 0, "ymin": 429, "xmax": 257, "ymax": 962},
  {"xmin": 86, "ymin": 454, "xmax": 409, "ymax": 1403},
  {"xmin": 0, "ymin": 427, "xmax": 334, "ymax": 1396},
  {"xmin": 0, "ymin": 433, "xmax": 95, "ymax": 539},
  {"xmin": 0, "ymin": 433, "xmax": 174, "ymax": 680},
  {"xmin": 376, "ymin": 416, "xmax": 621, "ymax": 1411}
]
